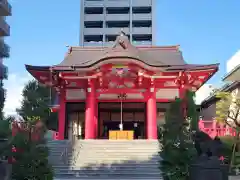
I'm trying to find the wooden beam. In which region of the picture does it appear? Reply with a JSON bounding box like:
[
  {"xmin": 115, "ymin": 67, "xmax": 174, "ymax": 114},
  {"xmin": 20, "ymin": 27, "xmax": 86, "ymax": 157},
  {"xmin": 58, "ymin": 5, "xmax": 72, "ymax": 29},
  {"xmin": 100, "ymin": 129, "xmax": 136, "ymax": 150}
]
[{"xmin": 96, "ymin": 88, "xmax": 145, "ymax": 95}]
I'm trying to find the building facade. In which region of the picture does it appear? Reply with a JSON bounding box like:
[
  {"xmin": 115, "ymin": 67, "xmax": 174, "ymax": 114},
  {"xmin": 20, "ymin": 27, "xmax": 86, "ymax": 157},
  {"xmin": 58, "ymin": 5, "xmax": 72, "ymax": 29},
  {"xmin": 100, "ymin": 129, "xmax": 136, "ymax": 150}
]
[
  {"xmin": 26, "ymin": 33, "xmax": 218, "ymax": 140},
  {"xmin": 80, "ymin": 0, "xmax": 156, "ymax": 47},
  {"xmin": 0, "ymin": 0, "xmax": 11, "ymax": 118},
  {"xmin": 200, "ymin": 50, "xmax": 240, "ymax": 122},
  {"xmin": 200, "ymin": 81, "xmax": 240, "ymax": 121}
]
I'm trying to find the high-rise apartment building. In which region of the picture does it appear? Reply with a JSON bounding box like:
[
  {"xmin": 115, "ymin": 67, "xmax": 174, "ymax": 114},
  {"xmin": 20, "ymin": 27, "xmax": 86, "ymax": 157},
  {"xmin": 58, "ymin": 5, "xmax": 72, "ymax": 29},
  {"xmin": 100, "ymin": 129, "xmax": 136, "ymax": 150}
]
[
  {"xmin": 0, "ymin": 0, "xmax": 11, "ymax": 118},
  {"xmin": 0, "ymin": 0, "xmax": 11, "ymax": 77},
  {"xmin": 80, "ymin": 0, "xmax": 156, "ymax": 47}
]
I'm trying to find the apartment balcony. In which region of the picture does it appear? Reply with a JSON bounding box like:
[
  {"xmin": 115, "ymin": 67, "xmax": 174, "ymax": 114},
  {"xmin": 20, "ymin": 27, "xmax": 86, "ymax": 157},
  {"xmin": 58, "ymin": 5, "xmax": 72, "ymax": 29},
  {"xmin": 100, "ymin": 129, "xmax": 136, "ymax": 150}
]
[
  {"xmin": 84, "ymin": 0, "xmax": 104, "ymax": 7},
  {"xmin": 84, "ymin": 14, "xmax": 104, "ymax": 21},
  {"xmin": 0, "ymin": 40, "xmax": 9, "ymax": 58},
  {"xmin": 84, "ymin": 28, "xmax": 104, "ymax": 35},
  {"xmin": 105, "ymin": 0, "xmax": 130, "ymax": 7},
  {"xmin": 0, "ymin": 0, "xmax": 11, "ymax": 16},
  {"xmin": 132, "ymin": 27, "xmax": 152, "ymax": 35},
  {"xmin": 83, "ymin": 41, "xmax": 105, "ymax": 47},
  {"xmin": 84, "ymin": 41, "xmax": 115, "ymax": 47},
  {"xmin": 104, "ymin": 42, "xmax": 115, "ymax": 47},
  {"xmin": 0, "ymin": 18, "xmax": 10, "ymax": 36},
  {"xmin": 0, "ymin": 87, "xmax": 5, "ymax": 106},
  {"xmin": 106, "ymin": 14, "xmax": 130, "ymax": 21},
  {"xmin": 132, "ymin": 0, "xmax": 152, "ymax": 7},
  {"xmin": 132, "ymin": 13, "xmax": 152, "ymax": 21},
  {"xmin": 0, "ymin": 63, "xmax": 8, "ymax": 79},
  {"xmin": 106, "ymin": 27, "xmax": 130, "ymax": 35},
  {"xmin": 132, "ymin": 41, "xmax": 152, "ymax": 46}
]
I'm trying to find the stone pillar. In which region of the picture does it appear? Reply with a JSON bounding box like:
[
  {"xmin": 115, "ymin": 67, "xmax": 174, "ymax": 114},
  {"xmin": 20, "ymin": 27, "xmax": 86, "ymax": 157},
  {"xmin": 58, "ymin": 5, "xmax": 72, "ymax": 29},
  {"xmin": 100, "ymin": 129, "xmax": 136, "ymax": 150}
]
[
  {"xmin": 146, "ymin": 92, "xmax": 157, "ymax": 139},
  {"xmin": 58, "ymin": 89, "xmax": 66, "ymax": 140},
  {"xmin": 85, "ymin": 80, "xmax": 96, "ymax": 139}
]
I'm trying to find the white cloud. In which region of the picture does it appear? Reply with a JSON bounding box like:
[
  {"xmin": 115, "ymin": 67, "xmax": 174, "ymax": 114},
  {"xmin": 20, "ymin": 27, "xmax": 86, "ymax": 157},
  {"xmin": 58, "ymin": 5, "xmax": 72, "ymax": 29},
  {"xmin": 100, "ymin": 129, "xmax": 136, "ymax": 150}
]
[
  {"xmin": 195, "ymin": 84, "xmax": 216, "ymax": 105},
  {"xmin": 3, "ymin": 73, "xmax": 33, "ymax": 116}
]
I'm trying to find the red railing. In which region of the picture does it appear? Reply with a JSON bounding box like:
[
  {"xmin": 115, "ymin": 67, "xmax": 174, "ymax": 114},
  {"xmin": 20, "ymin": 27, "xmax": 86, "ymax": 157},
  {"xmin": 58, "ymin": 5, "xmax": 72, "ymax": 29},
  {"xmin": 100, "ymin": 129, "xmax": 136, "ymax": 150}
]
[
  {"xmin": 199, "ymin": 119, "xmax": 237, "ymax": 138},
  {"xmin": 49, "ymin": 119, "xmax": 238, "ymax": 141}
]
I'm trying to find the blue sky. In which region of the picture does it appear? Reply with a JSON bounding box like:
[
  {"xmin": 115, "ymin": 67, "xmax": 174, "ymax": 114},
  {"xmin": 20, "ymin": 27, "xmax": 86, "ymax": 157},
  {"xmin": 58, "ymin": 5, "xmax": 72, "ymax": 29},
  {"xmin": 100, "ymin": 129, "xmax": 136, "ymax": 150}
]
[
  {"xmin": 3, "ymin": 0, "xmax": 240, "ymax": 115},
  {"xmin": 5, "ymin": 0, "xmax": 240, "ymax": 82}
]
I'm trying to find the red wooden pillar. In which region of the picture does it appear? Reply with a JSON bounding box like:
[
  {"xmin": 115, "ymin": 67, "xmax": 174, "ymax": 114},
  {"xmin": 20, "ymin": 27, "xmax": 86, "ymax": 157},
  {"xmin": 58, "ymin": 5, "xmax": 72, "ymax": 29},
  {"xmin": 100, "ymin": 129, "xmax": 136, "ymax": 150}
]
[
  {"xmin": 146, "ymin": 91, "xmax": 157, "ymax": 140},
  {"xmin": 85, "ymin": 80, "xmax": 96, "ymax": 139},
  {"xmin": 58, "ymin": 89, "xmax": 66, "ymax": 140},
  {"xmin": 94, "ymin": 100, "xmax": 98, "ymax": 138}
]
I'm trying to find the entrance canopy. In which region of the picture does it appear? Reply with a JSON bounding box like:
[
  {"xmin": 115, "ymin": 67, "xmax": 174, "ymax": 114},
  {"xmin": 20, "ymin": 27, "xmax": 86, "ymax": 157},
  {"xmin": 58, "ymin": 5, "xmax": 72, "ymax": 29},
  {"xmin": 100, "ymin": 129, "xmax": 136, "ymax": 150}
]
[{"xmin": 26, "ymin": 32, "xmax": 219, "ymax": 100}]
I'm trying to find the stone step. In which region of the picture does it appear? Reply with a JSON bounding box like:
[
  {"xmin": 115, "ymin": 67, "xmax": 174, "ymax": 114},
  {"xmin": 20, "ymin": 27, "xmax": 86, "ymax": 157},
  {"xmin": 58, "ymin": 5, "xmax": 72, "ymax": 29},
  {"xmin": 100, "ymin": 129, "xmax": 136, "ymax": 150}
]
[
  {"xmin": 50, "ymin": 154, "xmax": 159, "ymax": 158},
  {"xmin": 47, "ymin": 142, "xmax": 159, "ymax": 146},
  {"xmin": 48, "ymin": 140, "xmax": 158, "ymax": 144},
  {"xmin": 53, "ymin": 162, "xmax": 160, "ymax": 168},
  {"xmin": 54, "ymin": 176, "xmax": 163, "ymax": 180},
  {"xmin": 50, "ymin": 158, "xmax": 160, "ymax": 162},
  {"xmin": 49, "ymin": 149, "xmax": 158, "ymax": 152},
  {"xmin": 52, "ymin": 162, "xmax": 160, "ymax": 167},
  {"xmin": 51, "ymin": 161, "xmax": 160, "ymax": 165},
  {"xmin": 48, "ymin": 142, "xmax": 159, "ymax": 146},
  {"xmin": 50, "ymin": 157, "xmax": 160, "ymax": 161},
  {"xmin": 48, "ymin": 145, "xmax": 159, "ymax": 147},
  {"xmin": 54, "ymin": 168, "xmax": 160, "ymax": 174},
  {"xmin": 48, "ymin": 140, "xmax": 162, "ymax": 179},
  {"xmin": 53, "ymin": 165, "xmax": 160, "ymax": 170},
  {"xmin": 54, "ymin": 171, "xmax": 162, "ymax": 178},
  {"xmin": 54, "ymin": 178, "xmax": 162, "ymax": 180}
]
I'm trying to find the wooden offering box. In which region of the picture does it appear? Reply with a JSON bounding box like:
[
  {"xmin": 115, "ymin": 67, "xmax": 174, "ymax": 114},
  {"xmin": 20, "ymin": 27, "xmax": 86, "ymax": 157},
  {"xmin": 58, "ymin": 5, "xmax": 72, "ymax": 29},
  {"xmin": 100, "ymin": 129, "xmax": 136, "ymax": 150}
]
[{"xmin": 109, "ymin": 130, "xmax": 134, "ymax": 140}]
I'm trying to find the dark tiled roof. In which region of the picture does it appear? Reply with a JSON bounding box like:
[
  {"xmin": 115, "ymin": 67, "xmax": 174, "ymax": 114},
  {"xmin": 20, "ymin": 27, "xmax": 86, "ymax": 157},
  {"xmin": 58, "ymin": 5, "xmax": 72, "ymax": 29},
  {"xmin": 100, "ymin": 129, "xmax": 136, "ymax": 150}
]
[
  {"xmin": 54, "ymin": 33, "xmax": 185, "ymax": 68},
  {"xmin": 25, "ymin": 32, "xmax": 219, "ymax": 73}
]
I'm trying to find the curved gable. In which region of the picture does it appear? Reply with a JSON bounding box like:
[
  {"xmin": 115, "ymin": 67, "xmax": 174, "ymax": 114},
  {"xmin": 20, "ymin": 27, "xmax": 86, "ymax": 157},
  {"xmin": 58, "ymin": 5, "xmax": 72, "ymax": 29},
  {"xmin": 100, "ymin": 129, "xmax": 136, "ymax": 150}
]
[{"xmin": 55, "ymin": 32, "xmax": 184, "ymax": 68}]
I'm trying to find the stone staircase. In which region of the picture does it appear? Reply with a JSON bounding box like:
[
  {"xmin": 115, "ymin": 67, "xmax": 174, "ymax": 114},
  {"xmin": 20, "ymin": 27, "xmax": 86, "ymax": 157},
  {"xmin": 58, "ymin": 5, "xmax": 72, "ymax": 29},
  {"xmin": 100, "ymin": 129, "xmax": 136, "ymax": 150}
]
[{"xmin": 47, "ymin": 140, "xmax": 162, "ymax": 180}]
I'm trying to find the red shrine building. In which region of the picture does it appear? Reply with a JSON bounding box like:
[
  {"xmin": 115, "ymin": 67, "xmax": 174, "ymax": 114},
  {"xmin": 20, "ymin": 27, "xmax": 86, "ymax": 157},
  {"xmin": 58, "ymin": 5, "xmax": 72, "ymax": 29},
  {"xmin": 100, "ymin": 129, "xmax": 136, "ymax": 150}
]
[{"xmin": 26, "ymin": 32, "xmax": 219, "ymax": 140}]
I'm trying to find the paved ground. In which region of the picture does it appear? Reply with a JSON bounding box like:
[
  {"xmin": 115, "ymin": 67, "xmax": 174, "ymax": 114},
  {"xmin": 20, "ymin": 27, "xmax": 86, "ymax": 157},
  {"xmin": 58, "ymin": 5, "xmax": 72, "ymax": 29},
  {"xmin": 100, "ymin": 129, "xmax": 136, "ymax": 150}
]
[{"xmin": 230, "ymin": 176, "xmax": 240, "ymax": 180}]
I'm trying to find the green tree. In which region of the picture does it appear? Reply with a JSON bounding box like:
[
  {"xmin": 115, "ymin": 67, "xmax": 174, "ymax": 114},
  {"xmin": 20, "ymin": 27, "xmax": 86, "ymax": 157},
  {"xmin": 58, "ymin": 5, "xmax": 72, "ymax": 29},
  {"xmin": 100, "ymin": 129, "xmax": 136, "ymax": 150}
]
[
  {"xmin": 0, "ymin": 84, "xmax": 6, "ymax": 120},
  {"xmin": 185, "ymin": 91, "xmax": 199, "ymax": 132},
  {"xmin": 17, "ymin": 80, "xmax": 58, "ymax": 130},
  {"xmin": 0, "ymin": 42, "xmax": 10, "ymax": 120},
  {"xmin": 216, "ymin": 91, "xmax": 240, "ymax": 171},
  {"xmin": 158, "ymin": 93, "xmax": 197, "ymax": 180},
  {"xmin": 216, "ymin": 92, "xmax": 240, "ymax": 129}
]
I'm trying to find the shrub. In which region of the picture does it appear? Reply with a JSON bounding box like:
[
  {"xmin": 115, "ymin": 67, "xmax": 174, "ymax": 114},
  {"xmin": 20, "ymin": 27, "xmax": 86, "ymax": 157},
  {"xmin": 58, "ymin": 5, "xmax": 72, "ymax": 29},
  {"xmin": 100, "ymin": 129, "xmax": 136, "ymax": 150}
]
[
  {"xmin": 158, "ymin": 98, "xmax": 197, "ymax": 180},
  {"xmin": 11, "ymin": 121, "xmax": 54, "ymax": 180},
  {"xmin": 219, "ymin": 136, "xmax": 235, "ymax": 164}
]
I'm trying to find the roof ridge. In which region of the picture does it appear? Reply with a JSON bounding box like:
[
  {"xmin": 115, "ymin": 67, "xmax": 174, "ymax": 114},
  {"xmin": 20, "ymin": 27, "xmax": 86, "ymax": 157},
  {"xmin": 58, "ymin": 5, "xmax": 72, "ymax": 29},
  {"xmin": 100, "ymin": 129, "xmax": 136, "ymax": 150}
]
[
  {"xmin": 69, "ymin": 45, "xmax": 181, "ymax": 52},
  {"xmin": 139, "ymin": 45, "xmax": 180, "ymax": 50}
]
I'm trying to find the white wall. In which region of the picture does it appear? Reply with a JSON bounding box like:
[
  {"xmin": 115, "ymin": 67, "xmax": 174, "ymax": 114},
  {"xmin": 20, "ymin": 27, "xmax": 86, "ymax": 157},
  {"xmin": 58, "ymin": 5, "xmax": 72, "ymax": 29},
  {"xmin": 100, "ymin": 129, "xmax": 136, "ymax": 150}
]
[
  {"xmin": 227, "ymin": 50, "xmax": 240, "ymax": 73},
  {"xmin": 195, "ymin": 84, "xmax": 216, "ymax": 105}
]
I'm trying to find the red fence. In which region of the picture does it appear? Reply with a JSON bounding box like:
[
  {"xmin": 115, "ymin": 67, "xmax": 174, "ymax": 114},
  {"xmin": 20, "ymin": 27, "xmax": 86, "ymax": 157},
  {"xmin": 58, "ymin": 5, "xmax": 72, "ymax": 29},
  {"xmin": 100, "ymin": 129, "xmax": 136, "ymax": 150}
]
[
  {"xmin": 199, "ymin": 120, "xmax": 237, "ymax": 138},
  {"xmin": 43, "ymin": 120, "xmax": 238, "ymax": 140}
]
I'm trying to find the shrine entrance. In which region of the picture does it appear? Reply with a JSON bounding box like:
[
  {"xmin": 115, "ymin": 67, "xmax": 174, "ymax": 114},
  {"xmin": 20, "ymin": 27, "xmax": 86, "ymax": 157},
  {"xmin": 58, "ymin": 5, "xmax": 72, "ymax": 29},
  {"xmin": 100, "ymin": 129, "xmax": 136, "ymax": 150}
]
[{"xmin": 98, "ymin": 102, "xmax": 146, "ymax": 139}]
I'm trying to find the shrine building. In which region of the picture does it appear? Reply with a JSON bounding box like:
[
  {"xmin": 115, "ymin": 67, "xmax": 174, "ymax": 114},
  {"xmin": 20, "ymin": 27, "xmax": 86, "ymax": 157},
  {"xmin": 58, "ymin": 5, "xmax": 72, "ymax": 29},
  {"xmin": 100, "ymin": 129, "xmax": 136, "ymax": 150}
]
[{"xmin": 25, "ymin": 32, "xmax": 219, "ymax": 140}]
